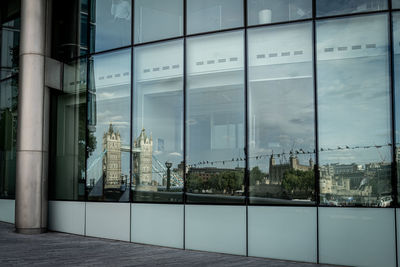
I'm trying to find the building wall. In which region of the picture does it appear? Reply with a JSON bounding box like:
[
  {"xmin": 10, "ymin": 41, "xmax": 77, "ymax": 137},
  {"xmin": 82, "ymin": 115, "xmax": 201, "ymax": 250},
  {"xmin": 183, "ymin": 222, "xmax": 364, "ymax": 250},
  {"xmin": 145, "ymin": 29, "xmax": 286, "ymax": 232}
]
[
  {"xmin": 3, "ymin": 1, "xmax": 400, "ymax": 266},
  {"xmin": 45, "ymin": 201, "xmax": 400, "ymax": 267}
]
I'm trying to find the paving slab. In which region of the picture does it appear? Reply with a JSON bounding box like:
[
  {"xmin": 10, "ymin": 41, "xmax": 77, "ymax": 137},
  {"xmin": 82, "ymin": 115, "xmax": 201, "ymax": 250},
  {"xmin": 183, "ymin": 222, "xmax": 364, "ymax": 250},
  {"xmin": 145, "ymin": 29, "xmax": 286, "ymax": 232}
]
[{"xmin": 0, "ymin": 222, "xmax": 341, "ymax": 267}]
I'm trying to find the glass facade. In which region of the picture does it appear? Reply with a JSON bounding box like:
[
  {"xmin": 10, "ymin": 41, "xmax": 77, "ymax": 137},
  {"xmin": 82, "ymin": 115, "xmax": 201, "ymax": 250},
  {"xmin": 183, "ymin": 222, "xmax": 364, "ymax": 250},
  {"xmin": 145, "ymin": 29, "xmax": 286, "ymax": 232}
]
[
  {"xmin": 0, "ymin": 0, "xmax": 20, "ymax": 199},
  {"xmin": 52, "ymin": 0, "xmax": 90, "ymax": 61},
  {"xmin": 49, "ymin": 59, "xmax": 87, "ymax": 201},
  {"xmin": 187, "ymin": 0, "xmax": 243, "ymax": 34},
  {"xmin": 39, "ymin": 0, "xmax": 400, "ymax": 209},
  {"xmin": 248, "ymin": 22, "xmax": 315, "ymax": 205},
  {"xmin": 186, "ymin": 31, "xmax": 245, "ymax": 204},
  {"xmin": 316, "ymin": 0, "xmax": 387, "ymax": 17},
  {"xmin": 248, "ymin": 0, "xmax": 312, "ymax": 25},
  {"xmin": 394, "ymin": 12, "xmax": 400, "ymax": 203},
  {"xmin": 87, "ymin": 49, "xmax": 131, "ymax": 201},
  {"xmin": 317, "ymin": 14, "xmax": 391, "ymax": 207},
  {"xmin": 134, "ymin": 0, "xmax": 182, "ymax": 44},
  {"xmin": 90, "ymin": 0, "xmax": 131, "ymax": 52},
  {"xmin": 3, "ymin": 1, "xmax": 400, "ymax": 266},
  {"xmin": 394, "ymin": 0, "xmax": 400, "ymax": 9},
  {"xmin": 133, "ymin": 40, "xmax": 183, "ymax": 202}
]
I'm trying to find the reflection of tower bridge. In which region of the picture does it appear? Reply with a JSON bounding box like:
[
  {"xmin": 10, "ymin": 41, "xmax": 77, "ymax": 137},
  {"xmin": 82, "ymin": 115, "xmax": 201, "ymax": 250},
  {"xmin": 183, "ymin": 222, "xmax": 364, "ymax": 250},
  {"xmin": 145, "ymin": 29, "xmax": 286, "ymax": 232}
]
[
  {"xmin": 86, "ymin": 144, "xmax": 183, "ymax": 188},
  {"xmin": 122, "ymin": 145, "xmax": 183, "ymax": 187}
]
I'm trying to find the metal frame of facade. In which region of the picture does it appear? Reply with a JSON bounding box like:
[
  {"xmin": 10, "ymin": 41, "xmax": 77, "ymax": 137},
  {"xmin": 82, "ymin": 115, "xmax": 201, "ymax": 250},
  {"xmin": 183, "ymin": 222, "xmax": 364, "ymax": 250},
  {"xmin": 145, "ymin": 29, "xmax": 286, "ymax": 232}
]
[
  {"xmin": 40, "ymin": 1, "xmax": 400, "ymax": 213},
  {"xmin": 38, "ymin": 0, "xmax": 400, "ymax": 218}
]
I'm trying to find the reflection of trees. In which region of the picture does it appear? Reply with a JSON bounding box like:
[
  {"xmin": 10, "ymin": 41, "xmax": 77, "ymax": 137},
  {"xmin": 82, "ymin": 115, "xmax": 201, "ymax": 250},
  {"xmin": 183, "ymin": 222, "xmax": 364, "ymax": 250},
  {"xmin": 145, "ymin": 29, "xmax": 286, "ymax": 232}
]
[
  {"xmin": 187, "ymin": 171, "xmax": 243, "ymax": 195},
  {"xmin": 281, "ymin": 169, "xmax": 314, "ymax": 200},
  {"xmin": 250, "ymin": 166, "xmax": 265, "ymax": 185}
]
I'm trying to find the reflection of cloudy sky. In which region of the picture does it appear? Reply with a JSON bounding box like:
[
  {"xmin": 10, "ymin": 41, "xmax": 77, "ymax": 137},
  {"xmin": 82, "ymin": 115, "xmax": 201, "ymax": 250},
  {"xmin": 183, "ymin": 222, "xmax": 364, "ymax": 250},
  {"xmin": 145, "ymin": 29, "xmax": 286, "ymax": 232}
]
[
  {"xmin": 249, "ymin": 77, "xmax": 314, "ymax": 153},
  {"xmin": 317, "ymin": 14, "xmax": 391, "ymax": 165},
  {"xmin": 319, "ymin": 147, "xmax": 391, "ymax": 166},
  {"xmin": 186, "ymin": 32, "xmax": 245, "ymax": 169},
  {"xmin": 248, "ymin": 22, "xmax": 314, "ymax": 172},
  {"xmin": 316, "ymin": 0, "xmax": 387, "ymax": 17},
  {"xmin": 93, "ymin": 0, "xmax": 131, "ymax": 52}
]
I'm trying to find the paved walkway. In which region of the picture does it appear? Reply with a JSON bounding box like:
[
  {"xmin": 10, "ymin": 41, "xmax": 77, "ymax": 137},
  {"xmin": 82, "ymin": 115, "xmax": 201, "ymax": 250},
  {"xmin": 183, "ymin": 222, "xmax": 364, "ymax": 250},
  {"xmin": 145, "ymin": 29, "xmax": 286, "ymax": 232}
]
[{"xmin": 0, "ymin": 222, "xmax": 339, "ymax": 267}]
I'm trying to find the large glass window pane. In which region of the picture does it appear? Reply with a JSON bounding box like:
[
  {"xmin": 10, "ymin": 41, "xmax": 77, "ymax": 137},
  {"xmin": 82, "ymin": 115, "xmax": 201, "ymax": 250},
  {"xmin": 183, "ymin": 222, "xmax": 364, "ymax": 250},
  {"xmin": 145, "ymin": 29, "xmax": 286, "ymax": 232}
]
[
  {"xmin": 133, "ymin": 40, "xmax": 183, "ymax": 203},
  {"xmin": 134, "ymin": 0, "xmax": 183, "ymax": 44},
  {"xmin": 317, "ymin": 14, "xmax": 392, "ymax": 207},
  {"xmin": 0, "ymin": 25, "xmax": 19, "ymax": 80},
  {"xmin": 49, "ymin": 59, "xmax": 87, "ymax": 201},
  {"xmin": 317, "ymin": 0, "xmax": 387, "ymax": 17},
  {"xmin": 87, "ymin": 49, "xmax": 131, "ymax": 201},
  {"xmin": 394, "ymin": 12, "xmax": 400, "ymax": 203},
  {"xmin": 52, "ymin": 0, "xmax": 90, "ymax": 60},
  {"xmin": 248, "ymin": 0, "xmax": 312, "ymax": 26},
  {"xmin": 187, "ymin": 0, "xmax": 243, "ymax": 35},
  {"xmin": 186, "ymin": 31, "xmax": 245, "ymax": 204},
  {"xmin": 394, "ymin": 0, "xmax": 400, "ymax": 9},
  {"xmin": 0, "ymin": 77, "xmax": 17, "ymax": 199},
  {"xmin": 0, "ymin": 7, "xmax": 20, "ymax": 199},
  {"xmin": 90, "ymin": 0, "xmax": 131, "ymax": 52},
  {"xmin": 248, "ymin": 22, "xmax": 315, "ymax": 205}
]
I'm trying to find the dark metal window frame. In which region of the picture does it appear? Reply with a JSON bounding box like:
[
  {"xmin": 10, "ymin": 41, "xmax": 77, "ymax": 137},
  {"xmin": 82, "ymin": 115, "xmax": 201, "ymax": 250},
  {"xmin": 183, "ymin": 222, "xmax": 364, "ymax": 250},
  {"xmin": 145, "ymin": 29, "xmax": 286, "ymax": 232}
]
[
  {"xmin": 46, "ymin": 0, "xmax": 400, "ymax": 212},
  {"xmin": 42, "ymin": 1, "xmax": 400, "ymax": 263}
]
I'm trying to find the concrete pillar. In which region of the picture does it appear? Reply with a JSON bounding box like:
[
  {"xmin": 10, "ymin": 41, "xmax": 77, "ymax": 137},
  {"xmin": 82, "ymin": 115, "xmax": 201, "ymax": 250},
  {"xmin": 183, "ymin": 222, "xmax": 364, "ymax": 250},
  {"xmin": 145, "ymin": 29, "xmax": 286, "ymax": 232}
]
[{"xmin": 15, "ymin": 0, "xmax": 47, "ymax": 234}]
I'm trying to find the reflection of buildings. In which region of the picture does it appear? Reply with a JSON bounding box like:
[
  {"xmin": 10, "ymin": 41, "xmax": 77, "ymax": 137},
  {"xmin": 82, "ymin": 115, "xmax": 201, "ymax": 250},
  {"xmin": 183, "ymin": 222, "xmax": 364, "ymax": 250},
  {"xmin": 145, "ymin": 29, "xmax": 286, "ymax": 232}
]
[
  {"xmin": 268, "ymin": 154, "xmax": 314, "ymax": 184},
  {"xmin": 319, "ymin": 162, "xmax": 391, "ymax": 203},
  {"xmin": 102, "ymin": 124, "xmax": 122, "ymax": 189},
  {"xmin": 133, "ymin": 129, "xmax": 156, "ymax": 191}
]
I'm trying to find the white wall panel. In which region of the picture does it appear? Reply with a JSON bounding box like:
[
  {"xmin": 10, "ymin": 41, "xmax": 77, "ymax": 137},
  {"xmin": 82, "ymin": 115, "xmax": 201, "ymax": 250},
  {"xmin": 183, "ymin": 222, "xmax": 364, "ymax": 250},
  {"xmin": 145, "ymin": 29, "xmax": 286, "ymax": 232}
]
[
  {"xmin": 185, "ymin": 205, "xmax": 246, "ymax": 255},
  {"xmin": 0, "ymin": 199, "xmax": 15, "ymax": 223},
  {"xmin": 319, "ymin": 207, "xmax": 396, "ymax": 267},
  {"xmin": 131, "ymin": 204, "xmax": 183, "ymax": 248},
  {"xmin": 48, "ymin": 201, "xmax": 85, "ymax": 235},
  {"xmin": 86, "ymin": 202, "xmax": 130, "ymax": 242},
  {"xmin": 248, "ymin": 206, "xmax": 317, "ymax": 263}
]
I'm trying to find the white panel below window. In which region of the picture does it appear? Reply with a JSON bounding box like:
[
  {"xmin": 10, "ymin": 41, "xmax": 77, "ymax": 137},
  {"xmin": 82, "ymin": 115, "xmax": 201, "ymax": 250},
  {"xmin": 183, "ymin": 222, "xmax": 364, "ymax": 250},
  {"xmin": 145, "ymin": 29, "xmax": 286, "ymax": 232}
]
[
  {"xmin": 86, "ymin": 202, "xmax": 130, "ymax": 242},
  {"xmin": 0, "ymin": 199, "xmax": 14, "ymax": 223},
  {"xmin": 131, "ymin": 204, "xmax": 183, "ymax": 248},
  {"xmin": 48, "ymin": 201, "xmax": 85, "ymax": 235},
  {"xmin": 319, "ymin": 207, "xmax": 396, "ymax": 267},
  {"xmin": 185, "ymin": 205, "xmax": 246, "ymax": 255},
  {"xmin": 248, "ymin": 206, "xmax": 317, "ymax": 263}
]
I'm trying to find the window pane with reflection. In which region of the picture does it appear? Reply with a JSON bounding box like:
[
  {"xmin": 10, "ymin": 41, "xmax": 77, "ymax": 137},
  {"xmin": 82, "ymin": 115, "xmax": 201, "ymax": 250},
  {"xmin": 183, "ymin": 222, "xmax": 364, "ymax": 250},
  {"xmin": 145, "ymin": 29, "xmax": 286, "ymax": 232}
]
[
  {"xmin": 248, "ymin": 0, "xmax": 312, "ymax": 26},
  {"xmin": 133, "ymin": 40, "xmax": 183, "ymax": 203},
  {"xmin": 90, "ymin": 0, "xmax": 131, "ymax": 52},
  {"xmin": 0, "ymin": 77, "xmax": 18, "ymax": 199},
  {"xmin": 248, "ymin": 22, "xmax": 315, "ymax": 205},
  {"xmin": 49, "ymin": 59, "xmax": 87, "ymax": 201},
  {"xmin": 0, "ymin": 16, "xmax": 19, "ymax": 199},
  {"xmin": 394, "ymin": 0, "xmax": 400, "ymax": 9},
  {"xmin": 317, "ymin": 0, "xmax": 387, "ymax": 17},
  {"xmin": 317, "ymin": 14, "xmax": 392, "ymax": 207},
  {"xmin": 134, "ymin": 0, "xmax": 183, "ymax": 44},
  {"xmin": 87, "ymin": 49, "xmax": 131, "ymax": 202},
  {"xmin": 394, "ymin": 12, "xmax": 400, "ymax": 204},
  {"xmin": 187, "ymin": 0, "xmax": 243, "ymax": 35},
  {"xmin": 186, "ymin": 31, "xmax": 245, "ymax": 204}
]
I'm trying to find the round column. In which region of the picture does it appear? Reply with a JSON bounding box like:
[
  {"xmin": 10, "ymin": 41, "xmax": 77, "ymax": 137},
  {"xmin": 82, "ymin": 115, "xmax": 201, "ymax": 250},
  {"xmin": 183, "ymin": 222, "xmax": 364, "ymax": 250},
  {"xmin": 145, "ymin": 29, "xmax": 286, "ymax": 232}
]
[{"xmin": 15, "ymin": 0, "xmax": 47, "ymax": 234}]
